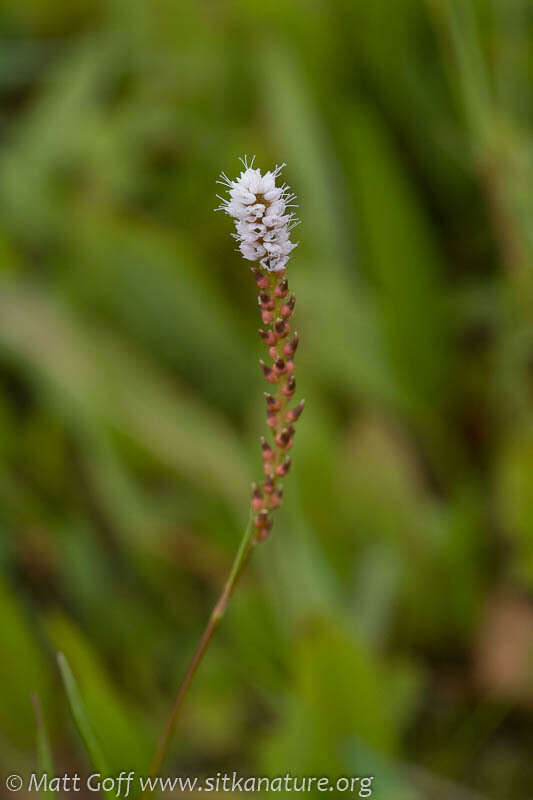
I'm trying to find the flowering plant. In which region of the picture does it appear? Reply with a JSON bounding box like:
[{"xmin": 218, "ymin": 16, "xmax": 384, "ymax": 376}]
[{"xmin": 149, "ymin": 157, "xmax": 304, "ymax": 775}]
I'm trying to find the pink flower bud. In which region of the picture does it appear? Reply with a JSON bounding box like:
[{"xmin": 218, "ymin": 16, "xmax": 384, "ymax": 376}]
[
  {"xmin": 256, "ymin": 524, "xmax": 271, "ymax": 542},
  {"xmin": 259, "ymin": 360, "xmax": 277, "ymax": 383},
  {"xmin": 271, "ymin": 487, "xmax": 283, "ymax": 508},
  {"xmin": 259, "ymin": 328, "xmax": 277, "ymax": 346},
  {"xmin": 251, "ymin": 267, "xmax": 270, "ymax": 289},
  {"xmin": 275, "ymin": 426, "xmax": 295, "ymax": 449},
  {"xmin": 282, "ymin": 375, "xmax": 296, "ymax": 396},
  {"xmin": 251, "ymin": 482, "xmax": 263, "ymax": 510},
  {"xmin": 264, "ymin": 475, "xmax": 275, "ymax": 494},
  {"xmin": 274, "ymin": 278, "xmax": 289, "ymax": 298},
  {"xmin": 254, "ymin": 510, "xmax": 270, "ymax": 528},
  {"xmin": 286, "ymin": 398, "xmax": 305, "ymax": 422},
  {"xmin": 274, "ymin": 318, "xmax": 289, "ymax": 338},
  {"xmin": 275, "ymin": 456, "xmax": 291, "ymax": 476},
  {"xmin": 273, "ymin": 357, "xmax": 287, "ymax": 376},
  {"xmin": 258, "ymin": 292, "xmax": 275, "ymax": 311},
  {"xmin": 280, "ymin": 294, "xmax": 296, "ymax": 319},
  {"xmin": 264, "ymin": 392, "xmax": 281, "ymax": 411},
  {"xmin": 283, "ymin": 331, "xmax": 299, "ymax": 356},
  {"xmin": 261, "ymin": 436, "xmax": 274, "ymax": 461}
]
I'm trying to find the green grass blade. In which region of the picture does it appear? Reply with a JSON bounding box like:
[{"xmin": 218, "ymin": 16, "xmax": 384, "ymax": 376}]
[
  {"xmin": 31, "ymin": 694, "xmax": 55, "ymax": 795},
  {"xmin": 57, "ymin": 652, "xmax": 110, "ymax": 777}
]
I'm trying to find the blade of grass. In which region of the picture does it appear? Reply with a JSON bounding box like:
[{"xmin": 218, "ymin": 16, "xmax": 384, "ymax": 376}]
[
  {"xmin": 31, "ymin": 694, "xmax": 55, "ymax": 796},
  {"xmin": 57, "ymin": 652, "xmax": 110, "ymax": 779}
]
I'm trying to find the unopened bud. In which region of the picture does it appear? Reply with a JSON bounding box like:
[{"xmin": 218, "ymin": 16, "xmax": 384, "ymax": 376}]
[
  {"xmin": 251, "ymin": 266, "xmax": 270, "ymax": 289},
  {"xmin": 287, "ymin": 398, "xmax": 305, "ymax": 422},
  {"xmin": 283, "ymin": 331, "xmax": 299, "ymax": 356},
  {"xmin": 264, "ymin": 475, "xmax": 275, "ymax": 494},
  {"xmin": 264, "ymin": 392, "xmax": 281, "ymax": 411},
  {"xmin": 280, "ymin": 295, "xmax": 296, "ymax": 319},
  {"xmin": 276, "ymin": 456, "xmax": 291, "ymax": 476},
  {"xmin": 251, "ymin": 482, "xmax": 263, "ymax": 510},
  {"xmin": 258, "ymin": 292, "xmax": 275, "ymax": 311},
  {"xmin": 256, "ymin": 521, "xmax": 272, "ymax": 542},
  {"xmin": 271, "ymin": 487, "xmax": 283, "ymax": 508},
  {"xmin": 259, "ymin": 328, "xmax": 277, "ymax": 346},
  {"xmin": 282, "ymin": 375, "xmax": 296, "ymax": 396},
  {"xmin": 274, "ymin": 278, "xmax": 289, "ymax": 298},
  {"xmin": 254, "ymin": 509, "xmax": 270, "ymax": 528},
  {"xmin": 260, "ymin": 359, "xmax": 277, "ymax": 383},
  {"xmin": 275, "ymin": 426, "xmax": 295, "ymax": 449},
  {"xmin": 261, "ymin": 436, "xmax": 274, "ymax": 461},
  {"xmin": 273, "ymin": 357, "xmax": 287, "ymax": 376},
  {"xmin": 274, "ymin": 318, "xmax": 289, "ymax": 338}
]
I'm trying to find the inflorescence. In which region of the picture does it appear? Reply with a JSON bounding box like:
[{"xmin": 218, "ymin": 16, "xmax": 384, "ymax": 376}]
[
  {"xmin": 216, "ymin": 155, "xmax": 299, "ymax": 273},
  {"xmin": 217, "ymin": 157, "xmax": 304, "ymax": 540}
]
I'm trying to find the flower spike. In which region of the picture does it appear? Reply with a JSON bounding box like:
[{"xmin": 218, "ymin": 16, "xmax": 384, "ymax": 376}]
[
  {"xmin": 143, "ymin": 159, "xmax": 305, "ymax": 770},
  {"xmin": 218, "ymin": 156, "xmax": 304, "ymax": 542}
]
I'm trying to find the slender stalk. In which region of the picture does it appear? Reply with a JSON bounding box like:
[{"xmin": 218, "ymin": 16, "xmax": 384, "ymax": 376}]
[
  {"xmin": 148, "ymin": 513, "xmax": 255, "ymax": 778},
  {"xmin": 148, "ymin": 158, "xmax": 302, "ymax": 781}
]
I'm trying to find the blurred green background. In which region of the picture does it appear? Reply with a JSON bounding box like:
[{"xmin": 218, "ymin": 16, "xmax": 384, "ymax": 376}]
[{"xmin": 1, "ymin": 0, "xmax": 532, "ymax": 797}]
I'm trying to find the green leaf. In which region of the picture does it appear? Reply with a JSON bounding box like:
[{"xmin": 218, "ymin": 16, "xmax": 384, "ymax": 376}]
[
  {"xmin": 57, "ymin": 652, "xmax": 110, "ymax": 777},
  {"xmin": 48, "ymin": 614, "xmax": 151, "ymax": 774},
  {"xmin": 31, "ymin": 694, "xmax": 55, "ymax": 796}
]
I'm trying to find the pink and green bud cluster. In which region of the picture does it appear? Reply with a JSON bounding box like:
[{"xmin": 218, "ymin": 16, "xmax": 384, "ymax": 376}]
[
  {"xmin": 250, "ymin": 266, "xmax": 304, "ymax": 541},
  {"xmin": 218, "ymin": 157, "xmax": 303, "ymax": 541}
]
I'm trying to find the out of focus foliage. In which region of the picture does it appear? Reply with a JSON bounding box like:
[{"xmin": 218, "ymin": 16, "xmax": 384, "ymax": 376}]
[{"xmin": 0, "ymin": 1, "xmax": 532, "ymax": 798}]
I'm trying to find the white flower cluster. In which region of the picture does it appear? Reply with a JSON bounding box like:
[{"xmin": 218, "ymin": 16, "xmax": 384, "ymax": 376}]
[{"xmin": 217, "ymin": 156, "xmax": 299, "ymax": 272}]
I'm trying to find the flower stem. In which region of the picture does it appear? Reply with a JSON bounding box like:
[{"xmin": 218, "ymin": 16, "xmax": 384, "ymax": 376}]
[{"xmin": 148, "ymin": 513, "xmax": 255, "ymax": 779}]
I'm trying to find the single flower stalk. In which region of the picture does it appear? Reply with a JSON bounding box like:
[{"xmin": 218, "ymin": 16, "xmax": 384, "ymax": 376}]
[
  {"xmin": 147, "ymin": 157, "xmax": 302, "ymax": 779},
  {"xmin": 218, "ymin": 155, "xmax": 304, "ymax": 541}
]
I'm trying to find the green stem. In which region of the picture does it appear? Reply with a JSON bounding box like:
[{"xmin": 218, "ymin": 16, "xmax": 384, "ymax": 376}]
[{"xmin": 148, "ymin": 513, "xmax": 256, "ymax": 779}]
